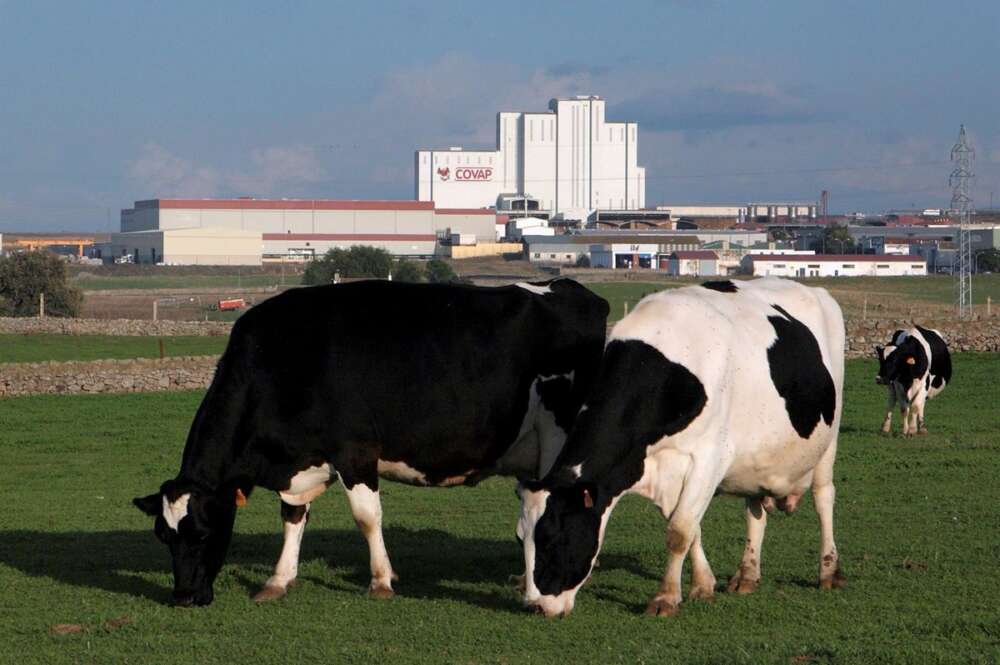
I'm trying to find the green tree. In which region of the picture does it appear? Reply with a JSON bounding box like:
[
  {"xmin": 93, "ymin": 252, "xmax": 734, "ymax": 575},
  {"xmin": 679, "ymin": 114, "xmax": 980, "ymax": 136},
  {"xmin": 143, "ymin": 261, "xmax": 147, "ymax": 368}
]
[
  {"xmin": 0, "ymin": 251, "xmax": 83, "ymax": 317},
  {"xmin": 302, "ymin": 246, "xmax": 394, "ymax": 285},
  {"xmin": 975, "ymin": 248, "xmax": 1000, "ymax": 272},
  {"xmin": 393, "ymin": 259, "xmax": 425, "ymax": 283},
  {"xmin": 812, "ymin": 223, "xmax": 857, "ymax": 254},
  {"xmin": 425, "ymin": 259, "xmax": 459, "ymax": 284}
]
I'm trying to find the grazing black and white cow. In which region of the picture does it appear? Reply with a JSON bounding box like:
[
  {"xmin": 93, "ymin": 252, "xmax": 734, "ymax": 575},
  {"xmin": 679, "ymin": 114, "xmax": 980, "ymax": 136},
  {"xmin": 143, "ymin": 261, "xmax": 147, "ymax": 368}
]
[
  {"xmin": 517, "ymin": 277, "xmax": 845, "ymax": 617},
  {"xmin": 874, "ymin": 326, "xmax": 951, "ymax": 436},
  {"xmin": 133, "ymin": 278, "xmax": 609, "ymax": 606}
]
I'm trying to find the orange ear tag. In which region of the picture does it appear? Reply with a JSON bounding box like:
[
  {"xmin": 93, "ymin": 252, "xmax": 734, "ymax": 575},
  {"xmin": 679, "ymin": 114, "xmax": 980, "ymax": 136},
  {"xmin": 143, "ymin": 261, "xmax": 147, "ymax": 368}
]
[
  {"xmin": 906, "ymin": 357, "xmax": 916, "ymax": 365},
  {"xmin": 235, "ymin": 488, "xmax": 248, "ymax": 508},
  {"xmin": 583, "ymin": 488, "xmax": 594, "ymax": 509}
]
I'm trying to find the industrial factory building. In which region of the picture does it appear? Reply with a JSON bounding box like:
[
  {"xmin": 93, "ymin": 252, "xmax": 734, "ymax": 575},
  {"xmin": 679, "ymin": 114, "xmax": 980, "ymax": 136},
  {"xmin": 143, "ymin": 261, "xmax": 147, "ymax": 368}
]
[
  {"xmin": 416, "ymin": 96, "xmax": 645, "ymax": 218},
  {"xmin": 112, "ymin": 199, "xmax": 498, "ymax": 264}
]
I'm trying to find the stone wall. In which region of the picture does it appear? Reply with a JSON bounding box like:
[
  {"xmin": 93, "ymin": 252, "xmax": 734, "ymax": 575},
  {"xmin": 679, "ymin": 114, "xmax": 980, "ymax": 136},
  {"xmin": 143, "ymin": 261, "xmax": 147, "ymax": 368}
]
[
  {"xmin": 844, "ymin": 317, "xmax": 1000, "ymax": 358},
  {"xmin": 1, "ymin": 316, "xmax": 997, "ymax": 398},
  {"xmin": 0, "ymin": 356, "xmax": 217, "ymax": 398},
  {"xmin": 0, "ymin": 317, "xmax": 232, "ymax": 336}
]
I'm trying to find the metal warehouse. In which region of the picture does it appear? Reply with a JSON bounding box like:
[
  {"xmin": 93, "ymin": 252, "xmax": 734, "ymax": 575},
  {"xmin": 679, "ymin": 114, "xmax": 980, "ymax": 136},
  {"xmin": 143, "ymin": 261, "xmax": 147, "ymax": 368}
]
[
  {"xmin": 113, "ymin": 199, "xmax": 498, "ymax": 265},
  {"xmin": 416, "ymin": 96, "xmax": 646, "ymax": 218}
]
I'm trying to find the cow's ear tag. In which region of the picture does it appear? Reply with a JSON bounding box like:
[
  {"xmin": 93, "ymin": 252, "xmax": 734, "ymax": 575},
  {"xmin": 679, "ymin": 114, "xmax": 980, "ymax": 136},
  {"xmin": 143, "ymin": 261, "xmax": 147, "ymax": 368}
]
[
  {"xmin": 582, "ymin": 488, "xmax": 594, "ymax": 509},
  {"xmin": 235, "ymin": 488, "xmax": 248, "ymax": 508},
  {"xmin": 906, "ymin": 356, "xmax": 916, "ymax": 365}
]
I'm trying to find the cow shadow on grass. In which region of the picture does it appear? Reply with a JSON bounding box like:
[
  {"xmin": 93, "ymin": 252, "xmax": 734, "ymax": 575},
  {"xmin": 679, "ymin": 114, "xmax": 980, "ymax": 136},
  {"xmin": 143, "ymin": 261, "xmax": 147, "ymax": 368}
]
[{"xmin": 0, "ymin": 527, "xmax": 636, "ymax": 613}]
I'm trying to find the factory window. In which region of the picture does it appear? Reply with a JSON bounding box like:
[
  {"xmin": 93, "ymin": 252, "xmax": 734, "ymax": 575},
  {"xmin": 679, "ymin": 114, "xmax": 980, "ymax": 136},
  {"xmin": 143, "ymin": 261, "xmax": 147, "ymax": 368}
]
[
  {"xmin": 434, "ymin": 156, "xmax": 438, "ymax": 164},
  {"xmin": 477, "ymin": 156, "xmax": 481, "ymax": 164},
  {"xmin": 842, "ymin": 264, "xmax": 856, "ymax": 269},
  {"xmin": 566, "ymin": 254, "xmax": 573, "ymax": 260},
  {"xmin": 541, "ymin": 121, "xmax": 545, "ymax": 141},
  {"xmin": 877, "ymin": 264, "xmax": 890, "ymax": 269},
  {"xmin": 911, "ymin": 265, "xmax": 923, "ymax": 270},
  {"xmin": 808, "ymin": 264, "xmax": 820, "ymax": 269},
  {"xmin": 534, "ymin": 253, "xmax": 540, "ymax": 258},
  {"xmin": 774, "ymin": 264, "xmax": 786, "ymax": 269},
  {"xmin": 631, "ymin": 127, "xmax": 635, "ymax": 142},
  {"xmin": 620, "ymin": 128, "xmax": 625, "ymax": 141},
  {"xmin": 550, "ymin": 254, "xmax": 556, "ymax": 259},
  {"xmin": 529, "ymin": 120, "xmax": 533, "ymax": 142}
]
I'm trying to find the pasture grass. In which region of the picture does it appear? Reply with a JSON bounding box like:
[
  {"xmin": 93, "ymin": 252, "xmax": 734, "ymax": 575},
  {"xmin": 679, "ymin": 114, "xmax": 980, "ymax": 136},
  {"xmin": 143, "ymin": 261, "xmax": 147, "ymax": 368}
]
[
  {"xmin": 0, "ymin": 334, "xmax": 228, "ymax": 364},
  {"xmin": 1, "ymin": 355, "xmax": 998, "ymax": 663},
  {"xmin": 591, "ymin": 274, "xmax": 1000, "ymax": 322},
  {"xmin": 75, "ymin": 274, "xmax": 290, "ymax": 291}
]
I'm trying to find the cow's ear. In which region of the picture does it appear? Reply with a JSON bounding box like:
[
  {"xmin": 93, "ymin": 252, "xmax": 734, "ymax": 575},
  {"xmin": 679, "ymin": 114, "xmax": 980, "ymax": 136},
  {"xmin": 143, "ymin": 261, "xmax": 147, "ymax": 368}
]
[{"xmin": 133, "ymin": 493, "xmax": 161, "ymax": 517}]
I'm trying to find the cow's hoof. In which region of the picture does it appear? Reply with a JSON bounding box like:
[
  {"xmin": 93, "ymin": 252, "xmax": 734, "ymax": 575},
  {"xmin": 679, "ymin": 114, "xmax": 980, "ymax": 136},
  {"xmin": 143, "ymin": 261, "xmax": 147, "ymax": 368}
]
[
  {"xmin": 726, "ymin": 573, "xmax": 759, "ymax": 595},
  {"xmin": 917, "ymin": 428, "xmax": 928, "ymax": 436},
  {"xmin": 819, "ymin": 568, "xmax": 847, "ymax": 590},
  {"xmin": 369, "ymin": 584, "xmax": 395, "ymax": 599},
  {"xmin": 688, "ymin": 584, "xmax": 715, "ymax": 602},
  {"xmin": 252, "ymin": 585, "xmax": 288, "ymax": 602},
  {"xmin": 644, "ymin": 597, "xmax": 680, "ymax": 617}
]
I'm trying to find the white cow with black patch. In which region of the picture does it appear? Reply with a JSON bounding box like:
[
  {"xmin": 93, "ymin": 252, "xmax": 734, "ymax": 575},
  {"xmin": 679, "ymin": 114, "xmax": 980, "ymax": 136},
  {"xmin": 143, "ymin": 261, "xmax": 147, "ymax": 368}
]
[
  {"xmin": 875, "ymin": 326, "xmax": 952, "ymax": 436},
  {"xmin": 517, "ymin": 277, "xmax": 845, "ymax": 617}
]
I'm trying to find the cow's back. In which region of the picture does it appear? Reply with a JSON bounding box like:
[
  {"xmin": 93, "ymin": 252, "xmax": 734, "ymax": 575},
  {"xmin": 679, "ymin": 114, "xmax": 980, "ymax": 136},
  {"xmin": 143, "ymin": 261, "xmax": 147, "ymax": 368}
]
[
  {"xmin": 215, "ymin": 280, "xmax": 607, "ymax": 485},
  {"xmin": 609, "ymin": 278, "xmax": 844, "ymax": 495},
  {"xmin": 915, "ymin": 325, "xmax": 952, "ymax": 394}
]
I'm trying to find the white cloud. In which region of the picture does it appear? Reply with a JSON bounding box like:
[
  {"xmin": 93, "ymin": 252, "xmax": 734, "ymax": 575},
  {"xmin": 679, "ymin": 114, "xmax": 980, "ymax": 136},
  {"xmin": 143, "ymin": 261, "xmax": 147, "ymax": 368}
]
[{"xmin": 127, "ymin": 143, "xmax": 326, "ymax": 199}]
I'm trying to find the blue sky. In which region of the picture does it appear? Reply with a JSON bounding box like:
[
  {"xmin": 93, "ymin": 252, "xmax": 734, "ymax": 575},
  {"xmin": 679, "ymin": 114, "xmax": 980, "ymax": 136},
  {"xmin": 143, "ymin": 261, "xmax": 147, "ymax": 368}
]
[{"xmin": 2, "ymin": 1, "xmax": 999, "ymax": 231}]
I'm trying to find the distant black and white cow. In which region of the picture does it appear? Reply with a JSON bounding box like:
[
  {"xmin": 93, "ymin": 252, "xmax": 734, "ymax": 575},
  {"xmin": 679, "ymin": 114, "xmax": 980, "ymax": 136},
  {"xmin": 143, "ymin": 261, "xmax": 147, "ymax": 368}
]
[
  {"xmin": 517, "ymin": 277, "xmax": 845, "ymax": 617},
  {"xmin": 133, "ymin": 278, "xmax": 609, "ymax": 606},
  {"xmin": 874, "ymin": 326, "xmax": 951, "ymax": 436}
]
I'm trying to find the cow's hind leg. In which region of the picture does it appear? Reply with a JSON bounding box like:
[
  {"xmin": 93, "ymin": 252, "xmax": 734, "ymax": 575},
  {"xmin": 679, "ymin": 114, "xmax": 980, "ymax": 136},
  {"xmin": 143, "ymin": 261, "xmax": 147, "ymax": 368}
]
[
  {"xmin": 727, "ymin": 497, "xmax": 766, "ymax": 594},
  {"xmin": 255, "ymin": 502, "xmax": 311, "ymax": 602},
  {"xmin": 343, "ymin": 480, "xmax": 396, "ymax": 598},
  {"xmin": 813, "ymin": 441, "xmax": 845, "ymax": 590}
]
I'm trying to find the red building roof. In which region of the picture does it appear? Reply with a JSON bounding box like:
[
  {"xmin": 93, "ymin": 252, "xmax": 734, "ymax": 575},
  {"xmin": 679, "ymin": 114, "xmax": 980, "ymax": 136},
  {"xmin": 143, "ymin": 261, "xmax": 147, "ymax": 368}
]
[{"xmin": 670, "ymin": 250, "xmax": 719, "ymax": 260}]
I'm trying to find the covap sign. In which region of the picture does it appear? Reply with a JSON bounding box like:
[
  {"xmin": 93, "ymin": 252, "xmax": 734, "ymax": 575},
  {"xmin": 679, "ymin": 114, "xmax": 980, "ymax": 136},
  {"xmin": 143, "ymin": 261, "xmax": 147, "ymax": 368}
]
[{"xmin": 437, "ymin": 166, "xmax": 493, "ymax": 182}]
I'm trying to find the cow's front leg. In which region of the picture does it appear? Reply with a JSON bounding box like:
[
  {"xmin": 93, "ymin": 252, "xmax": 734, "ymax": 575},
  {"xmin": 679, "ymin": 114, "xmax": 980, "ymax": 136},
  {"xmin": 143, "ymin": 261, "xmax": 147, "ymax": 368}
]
[
  {"xmin": 687, "ymin": 526, "xmax": 716, "ymax": 601},
  {"xmin": 913, "ymin": 392, "xmax": 929, "ymax": 434},
  {"xmin": 646, "ymin": 467, "xmax": 715, "ymax": 617},
  {"xmin": 880, "ymin": 389, "xmax": 895, "ymax": 434},
  {"xmin": 255, "ymin": 502, "xmax": 311, "ymax": 602},
  {"xmin": 343, "ymin": 479, "xmax": 396, "ymax": 598},
  {"xmin": 727, "ymin": 497, "xmax": 766, "ymax": 594}
]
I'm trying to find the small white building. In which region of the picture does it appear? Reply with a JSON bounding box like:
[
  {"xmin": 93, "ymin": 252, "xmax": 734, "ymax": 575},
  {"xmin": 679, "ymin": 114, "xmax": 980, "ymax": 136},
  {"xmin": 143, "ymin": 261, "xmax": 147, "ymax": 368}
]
[
  {"xmin": 666, "ymin": 250, "xmax": 719, "ymax": 276},
  {"xmin": 742, "ymin": 253, "xmax": 927, "ymax": 277}
]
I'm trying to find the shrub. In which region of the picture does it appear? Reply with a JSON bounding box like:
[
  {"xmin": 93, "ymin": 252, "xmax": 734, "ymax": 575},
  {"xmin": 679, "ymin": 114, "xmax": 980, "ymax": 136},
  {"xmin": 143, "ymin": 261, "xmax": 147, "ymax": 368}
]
[
  {"xmin": 393, "ymin": 259, "xmax": 425, "ymax": 283},
  {"xmin": 425, "ymin": 259, "xmax": 459, "ymax": 284},
  {"xmin": 0, "ymin": 251, "xmax": 83, "ymax": 317}
]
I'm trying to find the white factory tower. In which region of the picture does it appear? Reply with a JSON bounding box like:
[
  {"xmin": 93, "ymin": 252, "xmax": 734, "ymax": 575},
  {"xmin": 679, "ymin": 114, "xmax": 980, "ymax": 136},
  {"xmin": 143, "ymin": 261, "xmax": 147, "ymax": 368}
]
[{"xmin": 415, "ymin": 96, "xmax": 645, "ymax": 218}]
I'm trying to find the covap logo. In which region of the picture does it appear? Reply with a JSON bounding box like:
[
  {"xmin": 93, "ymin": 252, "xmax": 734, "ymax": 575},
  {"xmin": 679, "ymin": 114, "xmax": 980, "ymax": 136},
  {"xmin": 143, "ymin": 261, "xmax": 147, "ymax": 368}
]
[{"xmin": 437, "ymin": 167, "xmax": 450, "ymax": 181}]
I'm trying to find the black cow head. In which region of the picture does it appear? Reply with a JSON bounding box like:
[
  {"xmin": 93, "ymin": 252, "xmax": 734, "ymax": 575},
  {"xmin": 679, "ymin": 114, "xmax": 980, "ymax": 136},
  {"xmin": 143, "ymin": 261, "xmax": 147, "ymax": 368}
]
[
  {"xmin": 133, "ymin": 479, "xmax": 242, "ymax": 606},
  {"xmin": 874, "ymin": 339, "xmax": 927, "ymax": 390},
  {"xmin": 517, "ymin": 480, "xmax": 605, "ymax": 617}
]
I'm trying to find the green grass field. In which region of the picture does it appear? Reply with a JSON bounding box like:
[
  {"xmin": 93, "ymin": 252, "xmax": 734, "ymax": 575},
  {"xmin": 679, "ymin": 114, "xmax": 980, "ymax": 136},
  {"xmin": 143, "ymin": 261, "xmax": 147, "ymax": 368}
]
[
  {"xmin": 1, "ymin": 355, "xmax": 998, "ymax": 664},
  {"xmin": 74, "ymin": 274, "xmax": 290, "ymax": 291},
  {"xmin": 0, "ymin": 335, "xmax": 228, "ymax": 364},
  {"xmin": 591, "ymin": 274, "xmax": 1000, "ymax": 322}
]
